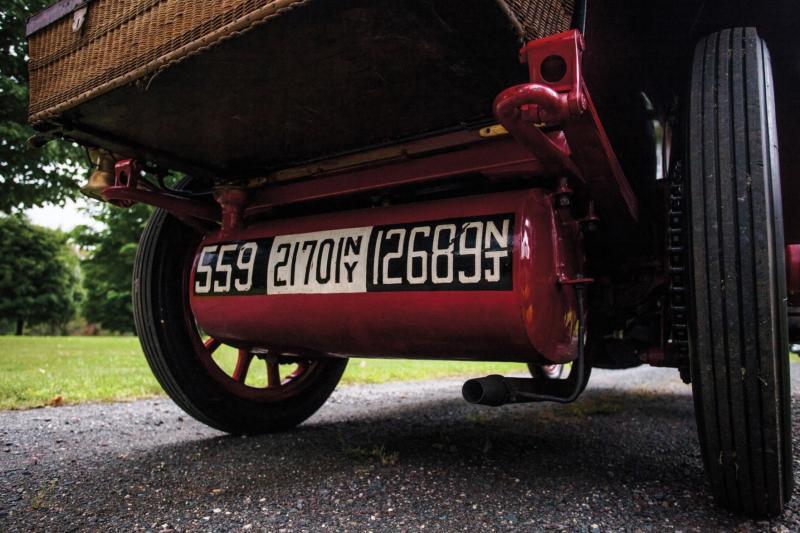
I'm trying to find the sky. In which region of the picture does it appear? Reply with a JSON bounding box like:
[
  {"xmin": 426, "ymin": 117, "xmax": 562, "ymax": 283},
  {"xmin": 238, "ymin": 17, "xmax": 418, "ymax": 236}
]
[{"xmin": 26, "ymin": 197, "xmax": 102, "ymax": 231}]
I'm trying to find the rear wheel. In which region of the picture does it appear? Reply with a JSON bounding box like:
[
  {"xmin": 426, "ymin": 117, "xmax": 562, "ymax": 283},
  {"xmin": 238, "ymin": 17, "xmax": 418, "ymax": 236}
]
[
  {"xmin": 687, "ymin": 28, "xmax": 792, "ymax": 516},
  {"xmin": 133, "ymin": 205, "xmax": 347, "ymax": 435},
  {"xmin": 527, "ymin": 363, "xmax": 566, "ymax": 380}
]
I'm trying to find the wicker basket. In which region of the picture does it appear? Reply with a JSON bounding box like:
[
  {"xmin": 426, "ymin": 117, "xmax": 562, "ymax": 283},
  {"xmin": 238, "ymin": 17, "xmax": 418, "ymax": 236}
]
[
  {"xmin": 27, "ymin": 0, "xmax": 574, "ymax": 175},
  {"xmin": 29, "ymin": 0, "xmax": 306, "ymax": 122}
]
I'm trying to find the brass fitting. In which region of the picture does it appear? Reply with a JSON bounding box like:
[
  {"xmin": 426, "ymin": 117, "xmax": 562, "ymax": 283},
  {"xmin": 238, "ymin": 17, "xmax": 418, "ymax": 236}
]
[{"xmin": 80, "ymin": 148, "xmax": 117, "ymax": 201}]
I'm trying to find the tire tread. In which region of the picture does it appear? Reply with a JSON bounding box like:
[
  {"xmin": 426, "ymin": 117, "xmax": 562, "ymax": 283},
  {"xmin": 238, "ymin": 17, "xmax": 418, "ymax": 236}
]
[{"xmin": 688, "ymin": 27, "xmax": 792, "ymax": 517}]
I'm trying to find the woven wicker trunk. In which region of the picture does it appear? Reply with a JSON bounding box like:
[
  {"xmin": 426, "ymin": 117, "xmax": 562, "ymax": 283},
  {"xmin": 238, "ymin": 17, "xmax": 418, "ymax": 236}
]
[{"xmin": 28, "ymin": 0, "xmax": 575, "ymax": 178}]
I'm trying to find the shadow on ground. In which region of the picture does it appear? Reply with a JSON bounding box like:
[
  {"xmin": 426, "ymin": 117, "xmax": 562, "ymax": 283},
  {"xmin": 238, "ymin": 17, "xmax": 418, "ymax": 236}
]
[{"xmin": 5, "ymin": 382, "xmax": 795, "ymax": 531}]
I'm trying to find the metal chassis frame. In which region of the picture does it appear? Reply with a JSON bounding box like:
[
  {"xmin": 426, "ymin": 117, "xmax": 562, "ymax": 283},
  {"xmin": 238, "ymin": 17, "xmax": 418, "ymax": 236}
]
[
  {"xmin": 103, "ymin": 30, "xmax": 638, "ymax": 236},
  {"xmin": 97, "ymin": 28, "xmax": 800, "ymax": 355}
]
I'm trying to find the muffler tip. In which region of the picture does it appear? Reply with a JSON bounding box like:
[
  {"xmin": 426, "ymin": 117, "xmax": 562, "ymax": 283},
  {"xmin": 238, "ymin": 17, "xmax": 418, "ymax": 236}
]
[{"xmin": 462, "ymin": 375, "xmax": 510, "ymax": 406}]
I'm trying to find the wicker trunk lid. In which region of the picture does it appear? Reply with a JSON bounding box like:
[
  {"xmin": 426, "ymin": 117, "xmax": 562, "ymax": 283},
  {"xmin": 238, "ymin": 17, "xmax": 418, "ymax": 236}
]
[{"xmin": 28, "ymin": 0, "xmax": 574, "ymax": 178}]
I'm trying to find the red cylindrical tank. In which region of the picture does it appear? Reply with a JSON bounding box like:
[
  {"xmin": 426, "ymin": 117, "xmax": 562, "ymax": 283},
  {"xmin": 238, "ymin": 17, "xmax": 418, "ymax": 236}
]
[
  {"xmin": 189, "ymin": 189, "xmax": 584, "ymax": 363},
  {"xmin": 788, "ymin": 244, "xmax": 800, "ymax": 307}
]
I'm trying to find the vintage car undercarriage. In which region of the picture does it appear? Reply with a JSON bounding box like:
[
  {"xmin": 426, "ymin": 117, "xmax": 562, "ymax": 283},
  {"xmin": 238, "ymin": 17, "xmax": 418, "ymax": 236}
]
[{"xmin": 26, "ymin": 0, "xmax": 799, "ymax": 517}]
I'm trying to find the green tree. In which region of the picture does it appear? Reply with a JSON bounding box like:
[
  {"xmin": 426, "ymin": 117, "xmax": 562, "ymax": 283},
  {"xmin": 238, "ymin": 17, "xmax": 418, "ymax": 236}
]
[
  {"xmin": 0, "ymin": 215, "xmax": 82, "ymax": 334},
  {"xmin": 1, "ymin": 0, "xmax": 85, "ymax": 213},
  {"xmin": 75, "ymin": 203, "xmax": 152, "ymax": 333}
]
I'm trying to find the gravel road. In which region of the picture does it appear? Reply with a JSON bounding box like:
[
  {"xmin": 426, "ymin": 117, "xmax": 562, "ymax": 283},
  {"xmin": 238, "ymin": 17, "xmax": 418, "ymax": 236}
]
[{"xmin": 2, "ymin": 365, "xmax": 799, "ymax": 532}]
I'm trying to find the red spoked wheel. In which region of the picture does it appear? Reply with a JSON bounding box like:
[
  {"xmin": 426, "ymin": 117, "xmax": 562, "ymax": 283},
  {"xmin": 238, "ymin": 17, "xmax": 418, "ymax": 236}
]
[
  {"xmin": 197, "ymin": 337, "xmax": 324, "ymax": 402},
  {"xmin": 134, "ymin": 195, "xmax": 347, "ymax": 435}
]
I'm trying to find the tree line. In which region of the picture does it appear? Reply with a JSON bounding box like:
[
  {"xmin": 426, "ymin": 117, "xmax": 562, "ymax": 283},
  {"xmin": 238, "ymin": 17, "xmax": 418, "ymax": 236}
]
[
  {"xmin": 1, "ymin": 2, "xmax": 150, "ymax": 335},
  {"xmin": 0, "ymin": 206, "xmax": 151, "ymax": 335},
  {"xmin": 0, "ymin": 0, "xmax": 161, "ymax": 333}
]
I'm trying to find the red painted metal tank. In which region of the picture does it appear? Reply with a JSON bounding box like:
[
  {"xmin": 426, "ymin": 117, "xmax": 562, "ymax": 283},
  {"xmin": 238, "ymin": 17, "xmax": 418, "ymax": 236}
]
[
  {"xmin": 788, "ymin": 244, "xmax": 800, "ymax": 307},
  {"xmin": 189, "ymin": 189, "xmax": 584, "ymax": 363}
]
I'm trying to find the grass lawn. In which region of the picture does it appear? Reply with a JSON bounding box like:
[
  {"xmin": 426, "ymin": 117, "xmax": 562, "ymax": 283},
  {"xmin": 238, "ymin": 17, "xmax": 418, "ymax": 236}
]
[{"xmin": 0, "ymin": 336, "xmax": 528, "ymax": 410}]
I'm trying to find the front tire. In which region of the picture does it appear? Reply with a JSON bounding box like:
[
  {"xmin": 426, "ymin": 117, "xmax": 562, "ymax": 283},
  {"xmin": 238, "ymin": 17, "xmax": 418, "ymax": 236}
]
[
  {"xmin": 133, "ymin": 206, "xmax": 347, "ymax": 435},
  {"xmin": 687, "ymin": 28, "xmax": 793, "ymax": 516}
]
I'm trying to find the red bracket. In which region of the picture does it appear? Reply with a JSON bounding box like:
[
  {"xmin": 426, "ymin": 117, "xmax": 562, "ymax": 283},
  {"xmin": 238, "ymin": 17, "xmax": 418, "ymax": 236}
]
[
  {"xmin": 494, "ymin": 30, "xmax": 639, "ymax": 225},
  {"xmin": 102, "ymin": 159, "xmax": 220, "ymax": 225},
  {"xmin": 494, "ymin": 85, "xmax": 581, "ymax": 176},
  {"xmin": 108, "ymin": 159, "xmax": 140, "ymax": 208},
  {"xmin": 521, "ymin": 30, "xmax": 587, "ymax": 116},
  {"xmin": 215, "ymin": 187, "xmax": 248, "ymax": 235}
]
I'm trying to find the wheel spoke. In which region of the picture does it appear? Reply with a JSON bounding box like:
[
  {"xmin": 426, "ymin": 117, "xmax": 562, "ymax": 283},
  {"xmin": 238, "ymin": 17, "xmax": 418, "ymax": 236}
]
[
  {"xmin": 232, "ymin": 349, "xmax": 254, "ymax": 383},
  {"xmin": 204, "ymin": 337, "xmax": 222, "ymax": 354},
  {"xmin": 266, "ymin": 361, "xmax": 281, "ymax": 388},
  {"xmin": 286, "ymin": 362, "xmax": 309, "ymax": 382}
]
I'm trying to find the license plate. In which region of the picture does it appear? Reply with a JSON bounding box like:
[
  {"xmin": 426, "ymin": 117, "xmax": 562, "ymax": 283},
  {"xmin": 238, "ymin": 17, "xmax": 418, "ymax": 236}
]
[{"xmin": 193, "ymin": 214, "xmax": 514, "ymax": 296}]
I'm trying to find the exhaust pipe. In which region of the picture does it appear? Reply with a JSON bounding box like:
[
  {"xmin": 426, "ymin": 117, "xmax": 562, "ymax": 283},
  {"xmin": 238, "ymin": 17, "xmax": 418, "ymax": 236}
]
[
  {"xmin": 461, "ymin": 375, "xmax": 567, "ymax": 406},
  {"xmin": 461, "ymin": 375, "xmax": 568, "ymax": 406},
  {"xmin": 463, "ymin": 284, "xmax": 591, "ymax": 406},
  {"xmin": 462, "ymin": 355, "xmax": 590, "ymax": 407},
  {"xmin": 462, "ymin": 375, "xmax": 512, "ymax": 406},
  {"xmin": 461, "ymin": 373, "xmax": 588, "ymax": 406}
]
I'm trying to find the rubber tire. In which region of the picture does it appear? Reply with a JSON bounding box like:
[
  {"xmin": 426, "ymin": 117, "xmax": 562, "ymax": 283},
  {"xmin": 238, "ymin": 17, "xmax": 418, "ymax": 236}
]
[
  {"xmin": 687, "ymin": 28, "xmax": 793, "ymax": 516},
  {"xmin": 133, "ymin": 206, "xmax": 348, "ymax": 435}
]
